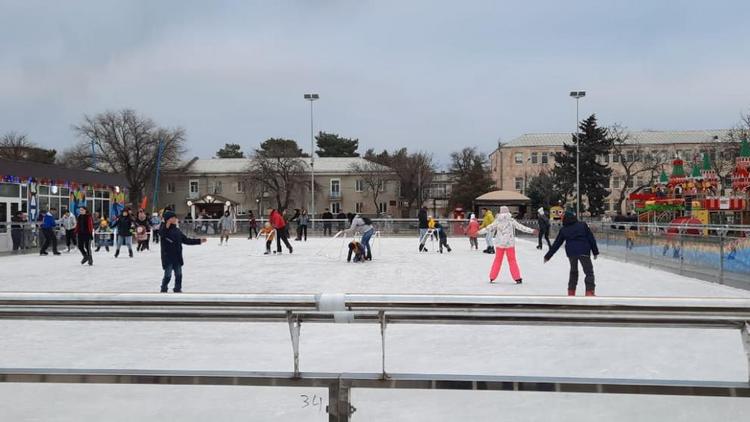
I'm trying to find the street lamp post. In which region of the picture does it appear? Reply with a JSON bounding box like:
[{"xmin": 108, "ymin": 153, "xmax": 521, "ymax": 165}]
[
  {"xmin": 303, "ymin": 93, "xmax": 319, "ymax": 226},
  {"xmin": 569, "ymin": 91, "xmax": 586, "ymax": 216}
]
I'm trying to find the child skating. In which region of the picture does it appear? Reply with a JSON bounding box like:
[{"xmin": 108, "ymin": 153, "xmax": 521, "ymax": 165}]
[
  {"xmin": 258, "ymin": 222, "xmax": 276, "ymax": 255},
  {"xmin": 478, "ymin": 206, "xmax": 536, "ymax": 284},
  {"xmin": 465, "ymin": 214, "xmax": 479, "ymax": 250}
]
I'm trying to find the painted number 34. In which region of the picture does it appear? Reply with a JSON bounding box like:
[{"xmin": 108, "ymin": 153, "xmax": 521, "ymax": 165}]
[{"xmin": 300, "ymin": 394, "xmax": 325, "ymax": 412}]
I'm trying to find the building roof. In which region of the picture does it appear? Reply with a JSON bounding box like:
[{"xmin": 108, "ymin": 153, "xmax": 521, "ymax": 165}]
[
  {"xmin": 176, "ymin": 157, "xmax": 391, "ymax": 174},
  {"xmin": 475, "ymin": 190, "xmax": 530, "ymax": 202},
  {"xmin": 0, "ymin": 158, "xmax": 127, "ymax": 187},
  {"xmin": 503, "ymin": 130, "xmax": 731, "ymax": 148}
]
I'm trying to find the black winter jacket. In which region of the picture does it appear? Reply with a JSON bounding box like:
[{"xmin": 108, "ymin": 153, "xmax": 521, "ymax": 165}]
[
  {"xmin": 418, "ymin": 209, "xmax": 428, "ymax": 229},
  {"xmin": 545, "ymin": 216, "xmax": 599, "ymax": 259},
  {"xmin": 115, "ymin": 216, "xmax": 134, "ymax": 237},
  {"xmin": 537, "ymin": 214, "xmax": 551, "ymax": 232},
  {"xmin": 160, "ymin": 223, "xmax": 201, "ymax": 269}
]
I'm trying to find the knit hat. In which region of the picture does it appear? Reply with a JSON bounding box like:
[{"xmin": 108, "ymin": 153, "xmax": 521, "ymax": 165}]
[
  {"xmin": 163, "ymin": 210, "xmax": 176, "ymax": 221},
  {"xmin": 564, "ymin": 210, "xmax": 576, "ymax": 220},
  {"xmin": 499, "ymin": 206, "xmax": 510, "ymax": 214},
  {"xmin": 470, "ymin": 213, "xmax": 476, "ymax": 219}
]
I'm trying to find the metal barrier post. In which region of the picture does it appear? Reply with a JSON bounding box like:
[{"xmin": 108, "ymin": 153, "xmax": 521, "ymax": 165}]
[
  {"xmin": 648, "ymin": 230, "xmax": 654, "ymax": 268},
  {"xmin": 328, "ymin": 379, "xmax": 354, "ymax": 422},
  {"xmin": 719, "ymin": 232, "xmax": 725, "ymax": 285},
  {"xmin": 679, "ymin": 232, "xmax": 685, "ymax": 275},
  {"xmin": 742, "ymin": 322, "xmax": 750, "ymax": 383},
  {"xmin": 288, "ymin": 311, "xmax": 301, "ymax": 377}
]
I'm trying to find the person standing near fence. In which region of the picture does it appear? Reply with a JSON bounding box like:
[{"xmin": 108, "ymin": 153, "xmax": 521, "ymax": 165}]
[
  {"xmin": 60, "ymin": 209, "xmax": 77, "ymax": 252},
  {"xmin": 11, "ymin": 211, "xmax": 25, "ymax": 253},
  {"xmin": 159, "ymin": 210, "xmax": 206, "ymax": 293},
  {"xmin": 298, "ymin": 209, "xmax": 309, "ymax": 241},
  {"xmin": 39, "ymin": 208, "xmax": 60, "ymax": 256},
  {"xmin": 322, "ymin": 208, "xmax": 333, "ymax": 236},
  {"xmin": 536, "ymin": 207, "xmax": 551, "ymax": 250},
  {"xmin": 75, "ymin": 206, "xmax": 94, "ymax": 266},
  {"xmin": 479, "ymin": 206, "xmax": 536, "ymax": 284},
  {"xmin": 544, "ymin": 210, "xmax": 599, "ymax": 296}
]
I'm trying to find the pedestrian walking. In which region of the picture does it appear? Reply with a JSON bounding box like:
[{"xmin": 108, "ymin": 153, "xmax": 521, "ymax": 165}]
[
  {"xmin": 479, "ymin": 206, "xmax": 536, "ymax": 284},
  {"xmin": 75, "ymin": 206, "xmax": 94, "ymax": 265},
  {"xmin": 159, "ymin": 210, "xmax": 206, "ymax": 293},
  {"xmin": 39, "ymin": 208, "xmax": 60, "ymax": 255},
  {"xmin": 60, "ymin": 210, "xmax": 77, "ymax": 252},
  {"xmin": 114, "ymin": 209, "xmax": 134, "ymax": 258},
  {"xmin": 536, "ymin": 207, "xmax": 552, "ymax": 250},
  {"xmin": 543, "ymin": 210, "xmax": 600, "ymax": 296}
]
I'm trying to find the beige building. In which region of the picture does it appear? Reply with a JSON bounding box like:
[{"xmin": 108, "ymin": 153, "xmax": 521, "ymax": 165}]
[
  {"xmin": 489, "ymin": 130, "xmax": 730, "ymax": 214},
  {"xmin": 158, "ymin": 157, "xmax": 401, "ymax": 218}
]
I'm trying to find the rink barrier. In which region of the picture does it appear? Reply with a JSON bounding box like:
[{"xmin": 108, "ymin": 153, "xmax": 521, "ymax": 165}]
[{"xmin": 1, "ymin": 293, "xmax": 750, "ymax": 420}]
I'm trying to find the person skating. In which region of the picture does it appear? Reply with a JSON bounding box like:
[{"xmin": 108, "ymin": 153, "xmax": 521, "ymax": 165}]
[
  {"xmin": 150, "ymin": 212, "xmax": 161, "ymax": 245},
  {"xmin": 39, "ymin": 208, "xmax": 61, "ymax": 255},
  {"xmin": 159, "ymin": 210, "xmax": 206, "ymax": 293},
  {"xmin": 479, "ymin": 206, "xmax": 536, "ymax": 284},
  {"xmin": 434, "ymin": 220, "xmax": 452, "ymax": 253},
  {"xmin": 134, "ymin": 209, "xmax": 150, "ymax": 252},
  {"xmin": 347, "ymin": 214, "xmax": 374, "ymax": 260},
  {"xmin": 269, "ymin": 207, "xmax": 293, "ymax": 254},
  {"xmin": 322, "ymin": 208, "xmax": 333, "ymax": 236},
  {"xmin": 419, "ymin": 215, "xmax": 438, "ymax": 252},
  {"xmin": 536, "ymin": 207, "xmax": 552, "ymax": 250},
  {"xmin": 543, "ymin": 210, "xmax": 599, "ymax": 296},
  {"xmin": 258, "ymin": 222, "xmax": 276, "ymax": 254},
  {"xmin": 60, "ymin": 209, "xmax": 77, "ymax": 252},
  {"xmin": 297, "ymin": 209, "xmax": 309, "ymax": 241},
  {"xmin": 11, "ymin": 211, "xmax": 25, "ymax": 253},
  {"xmin": 95, "ymin": 218, "xmax": 112, "ymax": 252},
  {"xmin": 465, "ymin": 213, "xmax": 480, "ymax": 250},
  {"xmin": 247, "ymin": 211, "xmax": 258, "ymax": 239},
  {"xmin": 479, "ymin": 208, "xmax": 495, "ymax": 254},
  {"xmin": 289, "ymin": 208, "xmax": 301, "ymax": 240},
  {"xmin": 218, "ymin": 211, "xmax": 235, "ymax": 245},
  {"xmin": 114, "ymin": 209, "xmax": 134, "ymax": 258},
  {"xmin": 75, "ymin": 206, "xmax": 94, "ymax": 265},
  {"xmin": 417, "ymin": 206, "xmax": 429, "ymax": 250},
  {"xmin": 347, "ymin": 241, "xmax": 365, "ymax": 262}
]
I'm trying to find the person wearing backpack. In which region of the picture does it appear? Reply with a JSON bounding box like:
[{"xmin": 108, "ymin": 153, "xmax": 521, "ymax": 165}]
[{"xmin": 347, "ymin": 214, "xmax": 374, "ymax": 260}]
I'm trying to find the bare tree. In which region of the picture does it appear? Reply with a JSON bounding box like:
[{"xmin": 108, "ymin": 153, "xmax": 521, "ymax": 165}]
[
  {"xmin": 71, "ymin": 109, "xmax": 186, "ymax": 205},
  {"xmin": 364, "ymin": 148, "xmax": 434, "ymax": 217},
  {"xmin": 700, "ymin": 112, "xmax": 750, "ymax": 186},
  {"xmin": 610, "ymin": 125, "xmax": 667, "ymax": 214},
  {"xmin": 0, "ymin": 131, "xmax": 57, "ymax": 163},
  {"xmin": 246, "ymin": 138, "xmax": 309, "ymax": 211},
  {"xmin": 350, "ymin": 160, "xmax": 391, "ymax": 214}
]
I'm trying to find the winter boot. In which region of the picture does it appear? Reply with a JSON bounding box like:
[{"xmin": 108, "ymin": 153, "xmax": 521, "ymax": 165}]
[
  {"xmin": 88, "ymin": 256, "xmax": 93, "ymax": 266},
  {"xmin": 567, "ymin": 289, "xmax": 576, "ymax": 296},
  {"xmin": 447, "ymin": 246, "xmax": 452, "ymax": 252},
  {"xmin": 515, "ymin": 278, "xmax": 522, "ymax": 284},
  {"xmin": 585, "ymin": 290, "xmax": 596, "ymax": 297},
  {"xmin": 81, "ymin": 257, "xmax": 88, "ymax": 265},
  {"xmin": 114, "ymin": 249, "xmax": 120, "ymax": 258},
  {"xmin": 536, "ymin": 245, "xmax": 542, "ymax": 250},
  {"xmin": 129, "ymin": 249, "xmax": 133, "ymax": 258},
  {"xmin": 488, "ymin": 246, "xmax": 495, "ymax": 254}
]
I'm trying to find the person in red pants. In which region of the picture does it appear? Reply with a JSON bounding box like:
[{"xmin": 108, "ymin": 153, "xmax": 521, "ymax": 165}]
[{"xmin": 478, "ymin": 206, "xmax": 536, "ymax": 284}]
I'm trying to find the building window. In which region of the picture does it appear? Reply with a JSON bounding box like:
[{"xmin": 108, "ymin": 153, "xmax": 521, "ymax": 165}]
[
  {"xmin": 355, "ymin": 179, "xmax": 364, "ymax": 192},
  {"xmin": 379, "ymin": 180, "xmax": 386, "ymax": 192},
  {"xmin": 330, "ymin": 202, "xmax": 341, "ymax": 214},
  {"xmin": 530, "ymin": 152, "xmax": 538, "ymax": 164},
  {"xmin": 612, "ymin": 177, "xmax": 621, "ymax": 189},
  {"xmin": 626, "ymin": 177, "xmax": 634, "ymax": 189},
  {"xmin": 330, "ymin": 179, "xmax": 341, "ymax": 199},
  {"xmin": 514, "ymin": 177, "xmax": 523, "ymax": 191},
  {"xmin": 208, "ymin": 180, "xmax": 222, "ymax": 194},
  {"xmin": 166, "ymin": 182, "xmax": 175, "ymax": 194},
  {"xmin": 355, "ymin": 202, "xmax": 363, "ymax": 213},
  {"xmin": 602, "ymin": 153, "xmax": 610, "ymax": 164},
  {"xmin": 626, "ymin": 150, "xmax": 635, "ymax": 163},
  {"xmin": 541, "ymin": 152, "xmax": 549, "ymax": 164},
  {"xmin": 236, "ymin": 181, "xmax": 245, "ymax": 193},
  {"xmin": 514, "ymin": 153, "xmax": 523, "ymax": 164},
  {"xmin": 189, "ymin": 180, "xmax": 199, "ymax": 198},
  {"xmin": 378, "ymin": 202, "xmax": 387, "ymax": 214}
]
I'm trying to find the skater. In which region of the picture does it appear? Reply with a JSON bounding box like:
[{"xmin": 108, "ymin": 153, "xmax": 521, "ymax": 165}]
[
  {"xmin": 298, "ymin": 209, "xmax": 309, "ymax": 241},
  {"xmin": 95, "ymin": 218, "xmax": 112, "ymax": 252},
  {"xmin": 159, "ymin": 211, "xmax": 206, "ymax": 293},
  {"xmin": 336, "ymin": 211, "xmax": 347, "ymax": 232},
  {"xmin": 11, "ymin": 211, "xmax": 25, "ymax": 253},
  {"xmin": 61, "ymin": 209, "xmax": 77, "ymax": 252},
  {"xmin": 135, "ymin": 209, "xmax": 150, "ymax": 251},
  {"xmin": 258, "ymin": 222, "xmax": 276, "ymax": 254},
  {"xmin": 479, "ymin": 206, "xmax": 536, "ymax": 284},
  {"xmin": 418, "ymin": 206, "xmax": 429, "ymax": 241},
  {"xmin": 543, "ymin": 210, "xmax": 599, "ymax": 296},
  {"xmin": 114, "ymin": 208, "xmax": 134, "ymax": 258},
  {"xmin": 289, "ymin": 208, "xmax": 301, "ymax": 240},
  {"xmin": 39, "ymin": 208, "xmax": 60, "ymax": 256},
  {"xmin": 150, "ymin": 212, "xmax": 162, "ymax": 244},
  {"xmin": 219, "ymin": 211, "xmax": 234, "ymax": 245},
  {"xmin": 75, "ymin": 206, "xmax": 94, "ymax": 265},
  {"xmin": 347, "ymin": 214, "xmax": 374, "ymax": 260},
  {"xmin": 465, "ymin": 213, "xmax": 479, "ymax": 250},
  {"xmin": 247, "ymin": 211, "xmax": 258, "ymax": 239},
  {"xmin": 347, "ymin": 241, "xmax": 366, "ymax": 262},
  {"xmin": 434, "ymin": 220, "xmax": 452, "ymax": 253},
  {"xmin": 269, "ymin": 207, "xmax": 293, "ymax": 254},
  {"xmin": 480, "ymin": 208, "xmax": 495, "ymax": 254},
  {"xmin": 322, "ymin": 208, "xmax": 333, "ymax": 236},
  {"xmin": 536, "ymin": 207, "xmax": 551, "ymax": 250}
]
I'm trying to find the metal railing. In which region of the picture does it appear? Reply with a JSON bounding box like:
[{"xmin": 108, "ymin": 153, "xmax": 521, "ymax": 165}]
[{"xmin": 1, "ymin": 293, "xmax": 749, "ymax": 421}]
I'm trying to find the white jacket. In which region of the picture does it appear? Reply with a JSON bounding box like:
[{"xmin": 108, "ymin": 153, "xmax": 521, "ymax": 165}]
[
  {"xmin": 478, "ymin": 212, "xmax": 533, "ymax": 248},
  {"xmin": 61, "ymin": 214, "xmax": 77, "ymax": 230}
]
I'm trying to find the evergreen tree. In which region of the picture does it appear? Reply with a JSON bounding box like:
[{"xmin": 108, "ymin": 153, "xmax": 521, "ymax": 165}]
[
  {"xmin": 215, "ymin": 143, "xmax": 244, "ymax": 158},
  {"xmin": 552, "ymin": 114, "xmax": 612, "ymax": 216},
  {"xmin": 526, "ymin": 170, "xmax": 564, "ymax": 211},
  {"xmin": 448, "ymin": 147, "xmax": 495, "ymax": 209},
  {"xmin": 315, "ymin": 132, "xmax": 359, "ymax": 157}
]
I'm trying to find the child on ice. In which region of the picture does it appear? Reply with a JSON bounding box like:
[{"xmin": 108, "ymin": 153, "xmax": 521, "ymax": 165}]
[
  {"xmin": 434, "ymin": 220, "xmax": 452, "ymax": 253},
  {"xmin": 465, "ymin": 214, "xmax": 479, "ymax": 250},
  {"xmin": 347, "ymin": 241, "xmax": 366, "ymax": 262},
  {"xmin": 478, "ymin": 206, "xmax": 536, "ymax": 284},
  {"xmin": 258, "ymin": 222, "xmax": 276, "ymax": 255}
]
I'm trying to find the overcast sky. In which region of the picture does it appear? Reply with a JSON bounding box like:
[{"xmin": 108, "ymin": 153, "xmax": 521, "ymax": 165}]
[{"xmin": 1, "ymin": 0, "xmax": 749, "ymax": 168}]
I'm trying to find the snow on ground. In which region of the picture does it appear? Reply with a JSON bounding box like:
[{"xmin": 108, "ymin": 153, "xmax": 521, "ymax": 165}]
[{"xmin": 0, "ymin": 236, "xmax": 748, "ymax": 421}]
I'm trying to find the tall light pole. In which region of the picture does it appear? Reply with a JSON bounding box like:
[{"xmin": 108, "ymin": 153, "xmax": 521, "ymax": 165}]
[
  {"xmin": 569, "ymin": 91, "xmax": 586, "ymax": 216},
  {"xmin": 304, "ymin": 93, "xmax": 319, "ymax": 222}
]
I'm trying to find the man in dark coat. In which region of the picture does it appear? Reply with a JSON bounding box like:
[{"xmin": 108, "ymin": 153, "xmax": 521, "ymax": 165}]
[
  {"xmin": 11, "ymin": 211, "xmax": 25, "ymax": 253},
  {"xmin": 321, "ymin": 208, "xmax": 334, "ymax": 236},
  {"xmin": 75, "ymin": 206, "xmax": 95, "ymax": 265},
  {"xmin": 159, "ymin": 210, "xmax": 206, "ymax": 293},
  {"xmin": 417, "ymin": 206, "xmax": 429, "ymax": 242},
  {"xmin": 544, "ymin": 210, "xmax": 599, "ymax": 296},
  {"xmin": 536, "ymin": 207, "xmax": 552, "ymax": 250}
]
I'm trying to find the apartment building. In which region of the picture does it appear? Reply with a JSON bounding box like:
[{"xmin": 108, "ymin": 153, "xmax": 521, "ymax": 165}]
[
  {"xmin": 158, "ymin": 157, "xmax": 400, "ymax": 218},
  {"xmin": 489, "ymin": 130, "xmax": 731, "ymax": 214}
]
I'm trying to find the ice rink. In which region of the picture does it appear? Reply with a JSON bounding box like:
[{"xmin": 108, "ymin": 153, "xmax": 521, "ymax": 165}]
[{"xmin": 1, "ymin": 236, "xmax": 749, "ymax": 421}]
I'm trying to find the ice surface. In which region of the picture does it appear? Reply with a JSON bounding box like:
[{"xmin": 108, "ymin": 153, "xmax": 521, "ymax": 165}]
[{"xmin": 0, "ymin": 237, "xmax": 748, "ymax": 421}]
